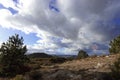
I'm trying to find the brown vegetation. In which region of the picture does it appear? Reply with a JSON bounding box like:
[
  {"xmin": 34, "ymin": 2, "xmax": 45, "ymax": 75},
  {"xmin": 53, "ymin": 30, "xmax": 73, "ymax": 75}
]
[{"xmin": 0, "ymin": 53, "xmax": 120, "ymax": 80}]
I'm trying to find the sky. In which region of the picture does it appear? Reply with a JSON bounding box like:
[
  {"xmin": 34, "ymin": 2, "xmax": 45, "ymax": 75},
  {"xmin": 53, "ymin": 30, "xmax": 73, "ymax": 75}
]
[{"xmin": 0, "ymin": 0, "xmax": 120, "ymax": 55}]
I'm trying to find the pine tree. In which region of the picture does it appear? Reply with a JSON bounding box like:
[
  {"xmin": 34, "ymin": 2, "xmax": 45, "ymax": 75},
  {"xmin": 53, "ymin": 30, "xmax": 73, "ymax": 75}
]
[
  {"xmin": 109, "ymin": 36, "xmax": 120, "ymax": 54},
  {"xmin": 0, "ymin": 34, "xmax": 29, "ymax": 77},
  {"xmin": 77, "ymin": 50, "xmax": 89, "ymax": 59}
]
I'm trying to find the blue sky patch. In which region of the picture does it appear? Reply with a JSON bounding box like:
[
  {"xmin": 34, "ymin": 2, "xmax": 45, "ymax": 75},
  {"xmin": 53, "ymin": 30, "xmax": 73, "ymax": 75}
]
[
  {"xmin": 13, "ymin": 0, "xmax": 19, "ymax": 4},
  {"xmin": 0, "ymin": 3, "xmax": 18, "ymax": 15},
  {"xmin": 49, "ymin": 0, "xmax": 60, "ymax": 12},
  {"xmin": 0, "ymin": 27, "xmax": 39, "ymax": 45},
  {"xmin": 113, "ymin": 17, "xmax": 120, "ymax": 25},
  {"xmin": 0, "ymin": 3, "xmax": 5, "ymax": 9},
  {"xmin": 8, "ymin": 7, "xmax": 18, "ymax": 15}
]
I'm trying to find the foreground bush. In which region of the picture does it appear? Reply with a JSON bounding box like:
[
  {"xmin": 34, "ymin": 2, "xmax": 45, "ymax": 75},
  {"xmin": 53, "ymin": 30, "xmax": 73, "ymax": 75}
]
[
  {"xmin": 110, "ymin": 57, "xmax": 120, "ymax": 80},
  {"xmin": 26, "ymin": 71, "xmax": 43, "ymax": 80}
]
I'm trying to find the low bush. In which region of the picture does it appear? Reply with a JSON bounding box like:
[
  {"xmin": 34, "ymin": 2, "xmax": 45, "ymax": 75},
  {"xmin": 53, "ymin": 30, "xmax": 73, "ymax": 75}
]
[
  {"xmin": 30, "ymin": 64, "xmax": 41, "ymax": 70},
  {"xmin": 66, "ymin": 57, "xmax": 75, "ymax": 61},
  {"xmin": 50, "ymin": 57, "xmax": 66, "ymax": 63},
  {"xmin": 27, "ymin": 71, "xmax": 43, "ymax": 80},
  {"xmin": 110, "ymin": 57, "xmax": 120, "ymax": 80}
]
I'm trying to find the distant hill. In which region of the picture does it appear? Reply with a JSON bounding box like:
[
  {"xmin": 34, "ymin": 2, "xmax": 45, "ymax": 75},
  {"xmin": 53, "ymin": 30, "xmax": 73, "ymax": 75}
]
[
  {"xmin": 52, "ymin": 54, "xmax": 77, "ymax": 58},
  {"xmin": 28, "ymin": 52, "xmax": 53, "ymax": 58}
]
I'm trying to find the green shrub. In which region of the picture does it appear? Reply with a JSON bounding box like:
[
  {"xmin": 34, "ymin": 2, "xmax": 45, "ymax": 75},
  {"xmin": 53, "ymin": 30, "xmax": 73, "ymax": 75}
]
[
  {"xmin": 77, "ymin": 50, "xmax": 89, "ymax": 59},
  {"xmin": 110, "ymin": 57, "xmax": 120, "ymax": 80},
  {"xmin": 109, "ymin": 35, "xmax": 120, "ymax": 54},
  {"xmin": 66, "ymin": 57, "xmax": 74, "ymax": 61},
  {"xmin": 0, "ymin": 34, "xmax": 30, "ymax": 77}
]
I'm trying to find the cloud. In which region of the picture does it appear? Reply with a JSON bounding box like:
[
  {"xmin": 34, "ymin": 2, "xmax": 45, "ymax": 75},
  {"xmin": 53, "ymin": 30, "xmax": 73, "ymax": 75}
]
[
  {"xmin": 0, "ymin": 41, "xmax": 2, "ymax": 47},
  {"xmin": 0, "ymin": 0, "xmax": 120, "ymax": 54}
]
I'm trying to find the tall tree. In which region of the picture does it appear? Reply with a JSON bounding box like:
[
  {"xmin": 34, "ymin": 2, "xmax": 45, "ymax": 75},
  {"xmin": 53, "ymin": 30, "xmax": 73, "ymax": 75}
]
[
  {"xmin": 109, "ymin": 35, "xmax": 120, "ymax": 54},
  {"xmin": 0, "ymin": 34, "xmax": 29, "ymax": 77}
]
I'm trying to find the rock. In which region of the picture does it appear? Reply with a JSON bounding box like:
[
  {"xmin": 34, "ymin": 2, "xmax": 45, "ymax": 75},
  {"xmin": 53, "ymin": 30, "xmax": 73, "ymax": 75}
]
[
  {"xmin": 105, "ymin": 56, "xmax": 109, "ymax": 58},
  {"xmin": 72, "ymin": 75, "xmax": 82, "ymax": 80},
  {"xmin": 95, "ymin": 63, "xmax": 105, "ymax": 69},
  {"xmin": 45, "ymin": 69, "xmax": 82, "ymax": 80}
]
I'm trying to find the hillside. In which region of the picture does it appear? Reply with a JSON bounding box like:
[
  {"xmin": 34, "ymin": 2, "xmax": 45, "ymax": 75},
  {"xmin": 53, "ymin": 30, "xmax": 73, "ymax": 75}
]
[
  {"xmin": 38, "ymin": 54, "xmax": 120, "ymax": 80},
  {"xmin": 59, "ymin": 54, "xmax": 119, "ymax": 72}
]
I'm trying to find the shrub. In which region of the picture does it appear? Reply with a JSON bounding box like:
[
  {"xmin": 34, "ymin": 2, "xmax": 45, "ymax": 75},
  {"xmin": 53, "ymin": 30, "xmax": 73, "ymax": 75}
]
[
  {"xmin": 66, "ymin": 57, "xmax": 74, "ymax": 61},
  {"xmin": 50, "ymin": 57, "xmax": 66, "ymax": 63},
  {"xmin": 77, "ymin": 50, "xmax": 89, "ymax": 59},
  {"xmin": 90, "ymin": 54, "xmax": 98, "ymax": 58},
  {"xmin": 109, "ymin": 35, "xmax": 120, "ymax": 54},
  {"xmin": 0, "ymin": 34, "xmax": 30, "ymax": 77},
  {"xmin": 110, "ymin": 57, "xmax": 120, "ymax": 80},
  {"xmin": 27, "ymin": 71, "xmax": 43, "ymax": 80},
  {"xmin": 30, "ymin": 64, "xmax": 41, "ymax": 70}
]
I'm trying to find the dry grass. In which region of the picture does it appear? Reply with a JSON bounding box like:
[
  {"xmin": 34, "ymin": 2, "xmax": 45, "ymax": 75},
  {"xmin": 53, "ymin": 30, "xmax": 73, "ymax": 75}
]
[{"xmin": 59, "ymin": 54, "xmax": 120, "ymax": 72}]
